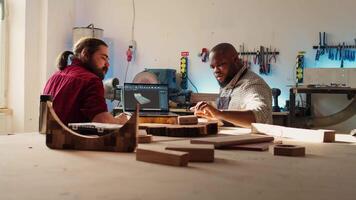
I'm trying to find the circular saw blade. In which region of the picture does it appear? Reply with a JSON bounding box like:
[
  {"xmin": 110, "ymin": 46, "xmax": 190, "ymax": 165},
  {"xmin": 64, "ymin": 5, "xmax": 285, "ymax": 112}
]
[{"xmin": 133, "ymin": 71, "xmax": 159, "ymax": 84}]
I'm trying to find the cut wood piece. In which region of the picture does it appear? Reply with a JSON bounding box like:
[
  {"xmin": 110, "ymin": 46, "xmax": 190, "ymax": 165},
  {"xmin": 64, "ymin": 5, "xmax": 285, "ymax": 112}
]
[
  {"xmin": 137, "ymin": 134, "xmax": 152, "ymax": 144},
  {"xmin": 190, "ymin": 134, "xmax": 274, "ymax": 149},
  {"xmin": 136, "ymin": 148, "xmax": 189, "ymax": 167},
  {"xmin": 178, "ymin": 115, "xmax": 198, "ymax": 125},
  {"xmin": 251, "ymin": 123, "xmax": 335, "ymax": 143},
  {"xmin": 165, "ymin": 144, "xmax": 214, "ymax": 162},
  {"xmin": 274, "ymin": 144, "xmax": 305, "ymax": 157},
  {"xmin": 139, "ymin": 122, "xmax": 218, "ymax": 137},
  {"xmin": 221, "ymin": 142, "xmax": 271, "ymax": 151}
]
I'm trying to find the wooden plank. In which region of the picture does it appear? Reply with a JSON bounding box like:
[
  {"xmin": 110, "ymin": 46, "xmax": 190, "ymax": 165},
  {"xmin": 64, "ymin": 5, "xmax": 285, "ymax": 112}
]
[
  {"xmin": 190, "ymin": 134, "xmax": 274, "ymax": 148},
  {"xmin": 136, "ymin": 148, "xmax": 189, "ymax": 167},
  {"xmin": 251, "ymin": 123, "xmax": 335, "ymax": 143},
  {"xmin": 221, "ymin": 142, "xmax": 271, "ymax": 151},
  {"xmin": 165, "ymin": 144, "xmax": 214, "ymax": 162}
]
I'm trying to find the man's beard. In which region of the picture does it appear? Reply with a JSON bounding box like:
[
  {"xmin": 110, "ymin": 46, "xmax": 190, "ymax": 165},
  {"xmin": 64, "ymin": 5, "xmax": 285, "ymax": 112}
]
[
  {"xmin": 217, "ymin": 64, "xmax": 239, "ymax": 88},
  {"xmin": 86, "ymin": 60, "xmax": 107, "ymax": 80}
]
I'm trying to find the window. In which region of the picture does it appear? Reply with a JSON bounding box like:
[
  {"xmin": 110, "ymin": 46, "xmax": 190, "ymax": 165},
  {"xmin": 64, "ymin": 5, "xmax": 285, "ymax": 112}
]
[{"xmin": 0, "ymin": 0, "xmax": 6, "ymax": 108}]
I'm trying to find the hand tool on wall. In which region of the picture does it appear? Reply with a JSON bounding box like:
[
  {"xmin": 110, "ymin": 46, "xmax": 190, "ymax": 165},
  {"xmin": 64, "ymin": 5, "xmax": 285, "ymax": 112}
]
[
  {"xmin": 259, "ymin": 46, "xmax": 265, "ymax": 74},
  {"xmin": 269, "ymin": 48, "xmax": 277, "ymax": 63},
  {"xmin": 266, "ymin": 48, "xmax": 271, "ymax": 73},
  {"xmin": 341, "ymin": 42, "xmax": 345, "ymax": 68}
]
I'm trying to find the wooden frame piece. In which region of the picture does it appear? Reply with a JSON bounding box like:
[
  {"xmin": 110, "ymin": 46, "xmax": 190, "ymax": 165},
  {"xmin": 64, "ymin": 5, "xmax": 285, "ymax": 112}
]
[{"xmin": 43, "ymin": 101, "xmax": 138, "ymax": 152}]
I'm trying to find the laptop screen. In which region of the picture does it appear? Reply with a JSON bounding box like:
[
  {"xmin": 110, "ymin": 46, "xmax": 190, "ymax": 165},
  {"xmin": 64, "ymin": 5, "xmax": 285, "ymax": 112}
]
[{"xmin": 123, "ymin": 83, "xmax": 169, "ymax": 112}]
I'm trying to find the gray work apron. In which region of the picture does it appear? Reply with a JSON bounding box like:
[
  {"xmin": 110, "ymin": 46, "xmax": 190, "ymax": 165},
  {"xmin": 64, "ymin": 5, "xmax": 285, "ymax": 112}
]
[
  {"xmin": 217, "ymin": 89, "xmax": 235, "ymax": 127},
  {"xmin": 216, "ymin": 67, "xmax": 248, "ymax": 127}
]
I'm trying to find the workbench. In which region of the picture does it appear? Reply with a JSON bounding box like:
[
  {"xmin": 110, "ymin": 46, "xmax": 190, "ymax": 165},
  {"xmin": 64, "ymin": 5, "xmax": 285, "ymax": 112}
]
[
  {"xmin": 1, "ymin": 130, "xmax": 356, "ymax": 200},
  {"xmin": 289, "ymin": 86, "xmax": 356, "ymax": 126}
]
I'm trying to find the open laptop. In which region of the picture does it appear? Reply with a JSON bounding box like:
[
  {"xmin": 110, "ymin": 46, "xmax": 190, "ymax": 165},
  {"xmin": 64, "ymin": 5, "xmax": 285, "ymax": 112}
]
[{"xmin": 123, "ymin": 83, "xmax": 177, "ymax": 116}]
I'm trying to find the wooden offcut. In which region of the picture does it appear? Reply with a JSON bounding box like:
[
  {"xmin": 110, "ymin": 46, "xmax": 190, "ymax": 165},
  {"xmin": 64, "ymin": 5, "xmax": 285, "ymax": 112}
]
[
  {"xmin": 274, "ymin": 144, "xmax": 305, "ymax": 157},
  {"xmin": 165, "ymin": 144, "xmax": 214, "ymax": 162},
  {"xmin": 177, "ymin": 115, "xmax": 198, "ymax": 125},
  {"xmin": 251, "ymin": 123, "xmax": 335, "ymax": 143},
  {"xmin": 43, "ymin": 101, "xmax": 137, "ymax": 152},
  {"xmin": 136, "ymin": 148, "xmax": 189, "ymax": 167},
  {"xmin": 190, "ymin": 134, "xmax": 274, "ymax": 148}
]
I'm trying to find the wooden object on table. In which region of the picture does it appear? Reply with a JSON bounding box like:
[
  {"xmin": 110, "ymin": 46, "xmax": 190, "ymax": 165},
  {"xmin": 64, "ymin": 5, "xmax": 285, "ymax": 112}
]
[
  {"xmin": 137, "ymin": 134, "xmax": 152, "ymax": 144},
  {"xmin": 136, "ymin": 148, "xmax": 189, "ymax": 167},
  {"xmin": 139, "ymin": 116, "xmax": 177, "ymax": 124},
  {"xmin": 251, "ymin": 123, "xmax": 335, "ymax": 143},
  {"xmin": 139, "ymin": 122, "xmax": 218, "ymax": 137},
  {"xmin": 177, "ymin": 115, "xmax": 198, "ymax": 125},
  {"xmin": 190, "ymin": 134, "xmax": 274, "ymax": 149},
  {"xmin": 41, "ymin": 97, "xmax": 137, "ymax": 152},
  {"xmin": 165, "ymin": 144, "xmax": 214, "ymax": 162},
  {"xmin": 137, "ymin": 129, "xmax": 152, "ymax": 144},
  {"xmin": 221, "ymin": 142, "xmax": 271, "ymax": 151},
  {"xmin": 274, "ymin": 144, "xmax": 305, "ymax": 157}
]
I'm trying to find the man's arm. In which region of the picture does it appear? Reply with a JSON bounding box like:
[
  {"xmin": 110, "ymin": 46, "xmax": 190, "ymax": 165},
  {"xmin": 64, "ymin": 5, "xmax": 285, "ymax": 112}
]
[
  {"xmin": 92, "ymin": 112, "xmax": 129, "ymax": 124},
  {"xmin": 192, "ymin": 102, "xmax": 256, "ymax": 128}
]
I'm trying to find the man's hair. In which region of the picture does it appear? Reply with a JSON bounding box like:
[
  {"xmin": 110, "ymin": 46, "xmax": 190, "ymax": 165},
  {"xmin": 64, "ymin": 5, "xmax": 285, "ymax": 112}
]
[
  {"xmin": 211, "ymin": 43, "xmax": 238, "ymax": 56},
  {"xmin": 56, "ymin": 37, "xmax": 108, "ymax": 70}
]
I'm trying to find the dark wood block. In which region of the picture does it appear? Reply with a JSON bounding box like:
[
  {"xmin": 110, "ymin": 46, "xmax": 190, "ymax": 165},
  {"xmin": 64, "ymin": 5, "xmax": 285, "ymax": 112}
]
[{"xmin": 274, "ymin": 144, "xmax": 305, "ymax": 157}]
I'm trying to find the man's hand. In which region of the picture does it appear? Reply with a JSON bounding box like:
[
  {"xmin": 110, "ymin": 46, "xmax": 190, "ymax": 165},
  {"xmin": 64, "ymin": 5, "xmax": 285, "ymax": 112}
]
[
  {"xmin": 190, "ymin": 101, "xmax": 221, "ymax": 120},
  {"xmin": 114, "ymin": 113, "xmax": 130, "ymax": 124},
  {"xmin": 93, "ymin": 112, "xmax": 130, "ymax": 125}
]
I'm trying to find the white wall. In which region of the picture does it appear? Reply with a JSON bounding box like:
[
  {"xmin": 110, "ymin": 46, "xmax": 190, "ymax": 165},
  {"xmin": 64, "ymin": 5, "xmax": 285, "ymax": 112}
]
[
  {"xmin": 74, "ymin": 0, "xmax": 355, "ymax": 132},
  {"xmin": 8, "ymin": 0, "xmax": 26, "ymax": 132},
  {"xmin": 7, "ymin": 0, "xmax": 74, "ymax": 132}
]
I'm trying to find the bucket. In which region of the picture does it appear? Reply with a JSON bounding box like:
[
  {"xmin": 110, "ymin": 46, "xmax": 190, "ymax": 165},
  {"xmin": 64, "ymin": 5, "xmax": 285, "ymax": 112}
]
[{"xmin": 72, "ymin": 24, "xmax": 104, "ymax": 45}]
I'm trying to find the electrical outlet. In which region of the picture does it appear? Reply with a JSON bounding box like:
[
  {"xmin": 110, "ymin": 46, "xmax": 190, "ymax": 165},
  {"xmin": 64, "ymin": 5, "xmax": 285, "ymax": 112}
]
[{"xmin": 129, "ymin": 40, "xmax": 137, "ymax": 52}]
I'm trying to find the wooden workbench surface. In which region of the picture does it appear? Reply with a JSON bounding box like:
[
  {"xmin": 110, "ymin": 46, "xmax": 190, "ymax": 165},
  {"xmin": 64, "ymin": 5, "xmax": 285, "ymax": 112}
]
[{"xmin": 1, "ymin": 130, "xmax": 356, "ymax": 200}]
